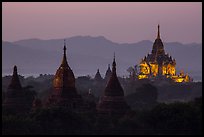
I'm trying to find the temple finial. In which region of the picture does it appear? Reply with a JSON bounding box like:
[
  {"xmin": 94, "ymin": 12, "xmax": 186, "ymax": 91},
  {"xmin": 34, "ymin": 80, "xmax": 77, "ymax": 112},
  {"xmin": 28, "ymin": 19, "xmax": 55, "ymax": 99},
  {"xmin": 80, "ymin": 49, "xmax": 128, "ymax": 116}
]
[
  {"xmin": 64, "ymin": 39, "xmax": 66, "ymax": 45},
  {"xmin": 114, "ymin": 52, "xmax": 115, "ymax": 62},
  {"xmin": 112, "ymin": 52, "xmax": 116, "ymax": 73},
  {"xmin": 9, "ymin": 65, "xmax": 22, "ymax": 89},
  {"xmin": 60, "ymin": 39, "xmax": 68, "ymax": 66},
  {"xmin": 157, "ymin": 24, "xmax": 160, "ymax": 39},
  {"xmin": 14, "ymin": 65, "xmax": 17, "ymax": 73},
  {"xmin": 13, "ymin": 65, "xmax": 18, "ymax": 77},
  {"xmin": 63, "ymin": 39, "xmax": 66, "ymax": 55}
]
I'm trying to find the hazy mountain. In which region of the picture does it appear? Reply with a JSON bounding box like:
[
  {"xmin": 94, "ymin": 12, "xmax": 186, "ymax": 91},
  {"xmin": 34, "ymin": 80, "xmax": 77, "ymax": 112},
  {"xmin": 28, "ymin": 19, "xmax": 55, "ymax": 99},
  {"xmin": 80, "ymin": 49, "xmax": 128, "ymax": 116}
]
[{"xmin": 2, "ymin": 36, "xmax": 202, "ymax": 81}]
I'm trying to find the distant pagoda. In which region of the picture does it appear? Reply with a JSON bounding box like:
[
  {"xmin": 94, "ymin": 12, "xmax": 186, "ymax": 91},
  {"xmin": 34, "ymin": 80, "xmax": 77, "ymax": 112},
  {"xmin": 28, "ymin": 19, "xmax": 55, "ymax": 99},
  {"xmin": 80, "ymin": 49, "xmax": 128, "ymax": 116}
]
[
  {"xmin": 3, "ymin": 66, "xmax": 32, "ymax": 114},
  {"xmin": 94, "ymin": 69, "xmax": 103, "ymax": 81},
  {"xmin": 104, "ymin": 64, "xmax": 112, "ymax": 82},
  {"xmin": 97, "ymin": 54, "xmax": 130, "ymax": 117},
  {"xmin": 47, "ymin": 40, "xmax": 82, "ymax": 108},
  {"xmin": 138, "ymin": 25, "xmax": 191, "ymax": 82}
]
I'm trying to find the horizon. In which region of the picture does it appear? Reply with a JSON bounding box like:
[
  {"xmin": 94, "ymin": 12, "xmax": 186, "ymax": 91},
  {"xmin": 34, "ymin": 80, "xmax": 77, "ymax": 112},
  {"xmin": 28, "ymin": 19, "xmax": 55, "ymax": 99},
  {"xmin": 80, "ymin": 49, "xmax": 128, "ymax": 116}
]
[
  {"xmin": 2, "ymin": 71, "xmax": 202, "ymax": 82},
  {"xmin": 2, "ymin": 35, "xmax": 202, "ymax": 45}
]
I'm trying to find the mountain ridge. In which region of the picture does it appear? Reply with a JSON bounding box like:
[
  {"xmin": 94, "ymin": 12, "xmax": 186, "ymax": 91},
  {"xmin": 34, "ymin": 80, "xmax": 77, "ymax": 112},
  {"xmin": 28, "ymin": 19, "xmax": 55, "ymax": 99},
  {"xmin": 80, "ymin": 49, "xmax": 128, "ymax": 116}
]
[
  {"xmin": 5, "ymin": 35, "xmax": 201, "ymax": 45},
  {"xmin": 2, "ymin": 36, "xmax": 202, "ymax": 81}
]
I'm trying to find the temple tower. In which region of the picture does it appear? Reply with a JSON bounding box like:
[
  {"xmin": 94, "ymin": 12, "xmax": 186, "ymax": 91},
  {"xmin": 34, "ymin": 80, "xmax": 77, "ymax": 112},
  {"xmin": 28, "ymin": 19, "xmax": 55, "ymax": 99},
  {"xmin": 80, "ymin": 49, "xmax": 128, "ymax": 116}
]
[
  {"xmin": 3, "ymin": 66, "xmax": 32, "ymax": 114},
  {"xmin": 104, "ymin": 64, "xmax": 112, "ymax": 82},
  {"xmin": 47, "ymin": 40, "xmax": 82, "ymax": 108},
  {"xmin": 94, "ymin": 69, "xmax": 103, "ymax": 81},
  {"xmin": 138, "ymin": 25, "xmax": 190, "ymax": 82},
  {"xmin": 97, "ymin": 54, "xmax": 130, "ymax": 117},
  {"xmin": 151, "ymin": 24, "xmax": 165, "ymax": 58}
]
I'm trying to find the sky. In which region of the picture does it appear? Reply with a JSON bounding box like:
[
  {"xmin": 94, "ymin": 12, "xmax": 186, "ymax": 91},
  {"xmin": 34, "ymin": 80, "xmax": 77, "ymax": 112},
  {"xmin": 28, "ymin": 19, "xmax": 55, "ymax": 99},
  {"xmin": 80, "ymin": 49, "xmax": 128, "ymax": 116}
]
[{"xmin": 2, "ymin": 2, "xmax": 202, "ymax": 44}]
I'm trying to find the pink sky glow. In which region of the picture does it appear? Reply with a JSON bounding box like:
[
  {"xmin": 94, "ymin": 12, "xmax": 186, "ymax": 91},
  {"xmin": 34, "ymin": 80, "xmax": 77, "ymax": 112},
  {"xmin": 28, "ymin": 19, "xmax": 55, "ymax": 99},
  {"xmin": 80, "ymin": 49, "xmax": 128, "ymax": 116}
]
[{"xmin": 2, "ymin": 2, "xmax": 202, "ymax": 44}]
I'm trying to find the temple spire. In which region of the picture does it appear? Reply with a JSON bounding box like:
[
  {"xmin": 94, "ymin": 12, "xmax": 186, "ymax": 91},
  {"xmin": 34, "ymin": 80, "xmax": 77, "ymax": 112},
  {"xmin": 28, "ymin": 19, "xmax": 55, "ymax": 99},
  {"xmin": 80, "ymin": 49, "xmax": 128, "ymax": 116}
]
[
  {"xmin": 13, "ymin": 65, "xmax": 18, "ymax": 76},
  {"xmin": 63, "ymin": 39, "xmax": 66, "ymax": 55},
  {"xmin": 112, "ymin": 52, "xmax": 116, "ymax": 74},
  {"xmin": 8, "ymin": 65, "xmax": 22, "ymax": 89},
  {"xmin": 105, "ymin": 64, "xmax": 112, "ymax": 81},
  {"xmin": 94, "ymin": 68, "xmax": 103, "ymax": 81},
  {"xmin": 157, "ymin": 24, "xmax": 160, "ymax": 39},
  {"xmin": 61, "ymin": 40, "xmax": 68, "ymax": 67},
  {"xmin": 97, "ymin": 53, "xmax": 130, "ymax": 116}
]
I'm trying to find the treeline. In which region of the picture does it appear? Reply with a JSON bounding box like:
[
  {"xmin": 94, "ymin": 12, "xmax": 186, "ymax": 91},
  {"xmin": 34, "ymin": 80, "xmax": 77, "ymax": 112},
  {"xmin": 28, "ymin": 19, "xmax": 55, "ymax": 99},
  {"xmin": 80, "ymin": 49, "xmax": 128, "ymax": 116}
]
[
  {"xmin": 2, "ymin": 74, "xmax": 202, "ymax": 103},
  {"xmin": 2, "ymin": 75, "xmax": 202, "ymax": 134},
  {"xmin": 2, "ymin": 97, "xmax": 202, "ymax": 135}
]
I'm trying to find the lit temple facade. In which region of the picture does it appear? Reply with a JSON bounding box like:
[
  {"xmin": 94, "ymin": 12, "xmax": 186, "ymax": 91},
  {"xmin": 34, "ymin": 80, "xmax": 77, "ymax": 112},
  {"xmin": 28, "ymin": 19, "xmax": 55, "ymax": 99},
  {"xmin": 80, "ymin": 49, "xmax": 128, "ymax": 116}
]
[
  {"xmin": 46, "ymin": 40, "xmax": 83, "ymax": 108},
  {"xmin": 138, "ymin": 25, "xmax": 191, "ymax": 83}
]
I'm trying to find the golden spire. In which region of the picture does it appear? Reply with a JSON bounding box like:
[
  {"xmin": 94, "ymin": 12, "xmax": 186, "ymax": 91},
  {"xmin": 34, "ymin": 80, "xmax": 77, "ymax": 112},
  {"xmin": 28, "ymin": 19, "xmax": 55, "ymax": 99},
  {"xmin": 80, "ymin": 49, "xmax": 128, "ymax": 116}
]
[{"xmin": 157, "ymin": 24, "xmax": 160, "ymax": 39}]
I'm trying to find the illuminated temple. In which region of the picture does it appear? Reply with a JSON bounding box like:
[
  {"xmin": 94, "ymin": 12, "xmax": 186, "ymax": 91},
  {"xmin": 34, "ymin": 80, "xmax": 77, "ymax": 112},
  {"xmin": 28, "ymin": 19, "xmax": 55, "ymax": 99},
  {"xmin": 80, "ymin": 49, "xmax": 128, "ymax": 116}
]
[
  {"xmin": 138, "ymin": 25, "xmax": 191, "ymax": 82},
  {"xmin": 47, "ymin": 40, "xmax": 83, "ymax": 108}
]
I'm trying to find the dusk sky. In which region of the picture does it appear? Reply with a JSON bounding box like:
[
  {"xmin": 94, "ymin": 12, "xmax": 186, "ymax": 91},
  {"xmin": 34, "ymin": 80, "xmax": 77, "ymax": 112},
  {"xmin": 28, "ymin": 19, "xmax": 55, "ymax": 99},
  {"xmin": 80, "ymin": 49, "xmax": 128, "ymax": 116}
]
[{"xmin": 2, "ymin": 2, "xmax": 202, "ymax": 44}]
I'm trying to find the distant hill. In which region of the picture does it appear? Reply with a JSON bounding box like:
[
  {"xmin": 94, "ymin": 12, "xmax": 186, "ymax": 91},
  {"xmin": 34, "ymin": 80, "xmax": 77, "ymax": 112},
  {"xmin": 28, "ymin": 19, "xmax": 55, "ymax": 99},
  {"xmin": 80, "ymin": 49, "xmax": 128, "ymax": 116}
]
[{"xmin": 2, "ymin": 36, "xmax": 202, "ymax": 81}]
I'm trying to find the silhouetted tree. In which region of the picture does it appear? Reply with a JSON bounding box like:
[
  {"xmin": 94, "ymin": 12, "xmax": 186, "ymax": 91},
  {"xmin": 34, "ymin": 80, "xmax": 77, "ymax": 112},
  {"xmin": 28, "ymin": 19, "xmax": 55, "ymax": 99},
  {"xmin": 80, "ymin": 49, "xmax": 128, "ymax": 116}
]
[{"xmin": 126, "ymin": 83, "xmax": 158, "ymax": 110}]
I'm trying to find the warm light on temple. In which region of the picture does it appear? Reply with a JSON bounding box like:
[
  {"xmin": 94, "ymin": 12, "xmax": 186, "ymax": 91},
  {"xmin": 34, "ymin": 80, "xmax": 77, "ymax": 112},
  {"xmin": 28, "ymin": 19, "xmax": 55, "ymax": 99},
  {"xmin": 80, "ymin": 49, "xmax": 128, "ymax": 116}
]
[{"xmin": 136, "ymin": 25, "xmax": 191, "ymax": 83}]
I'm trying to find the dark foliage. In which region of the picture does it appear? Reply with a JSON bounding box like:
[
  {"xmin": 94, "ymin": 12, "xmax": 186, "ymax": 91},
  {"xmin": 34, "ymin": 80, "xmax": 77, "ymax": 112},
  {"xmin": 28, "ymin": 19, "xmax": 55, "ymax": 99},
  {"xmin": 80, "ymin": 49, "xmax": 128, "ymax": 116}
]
[
  {"xmin": 2, "ymin": 75, "xmax": 202, "ymax": 135},
  {"xmin": 126, "ymin": 83, "xmax": 158, "ymax": 110},
  {"xmin": 2, "ymin": 97, "xmax": 202, "ymax": 135}
]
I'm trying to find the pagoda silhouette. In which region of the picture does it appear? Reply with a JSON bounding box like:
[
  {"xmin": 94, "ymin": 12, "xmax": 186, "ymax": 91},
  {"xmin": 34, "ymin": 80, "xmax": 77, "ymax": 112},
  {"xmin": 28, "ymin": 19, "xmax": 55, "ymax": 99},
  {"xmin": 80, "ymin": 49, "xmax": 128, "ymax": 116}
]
[
  {"xmin": 46, "ymin": 40, "xmax": 83, "ymax": 109},
  {"xmin": 97, "ymin": 53, "xmax": 130, "ymax": 117}
]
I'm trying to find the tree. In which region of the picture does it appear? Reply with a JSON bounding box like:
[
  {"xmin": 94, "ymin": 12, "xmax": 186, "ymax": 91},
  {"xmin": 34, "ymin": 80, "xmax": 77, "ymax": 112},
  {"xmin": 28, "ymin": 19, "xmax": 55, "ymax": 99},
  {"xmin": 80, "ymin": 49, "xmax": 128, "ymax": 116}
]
[{"xmin": 126, "ymin": 83, "xmax": 158, "ymax": 110}]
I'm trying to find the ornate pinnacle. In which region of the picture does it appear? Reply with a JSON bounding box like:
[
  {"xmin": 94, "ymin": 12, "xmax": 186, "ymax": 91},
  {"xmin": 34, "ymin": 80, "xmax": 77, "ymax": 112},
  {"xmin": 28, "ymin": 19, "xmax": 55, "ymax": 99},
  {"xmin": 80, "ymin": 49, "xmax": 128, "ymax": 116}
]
[
  {"xmin": 63, "ymin": 39, "xmax": 66, "ymax": 55},
  {"xmin": 157, "ymin": 24, "xmax": 160, "ymax": 39}
]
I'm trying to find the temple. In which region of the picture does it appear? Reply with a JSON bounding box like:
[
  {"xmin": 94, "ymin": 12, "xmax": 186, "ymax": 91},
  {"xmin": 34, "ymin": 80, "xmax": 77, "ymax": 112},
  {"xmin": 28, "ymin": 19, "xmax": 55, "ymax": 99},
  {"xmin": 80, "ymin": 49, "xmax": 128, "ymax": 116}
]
[
  {"xmin": 97, "ymin": 54, "xmax": 130, "ymax": 117},
  {"xmin": 3, "ymin": 66, "xmax": 33, "ymax": 114},
  {"xmin": 47, "ymin": 40, "xmax": 82, "ymax": 108},
  {"xmin": 138, "ymin": 25, "xmax": 191, "ymax": 83},
  {"xmin": 94, "ymin": 69, "xmax": 103, "ymax": 81},
  {"xmin": 104, "ymin": 64, "xmax": 112, "ymax": 81}
]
